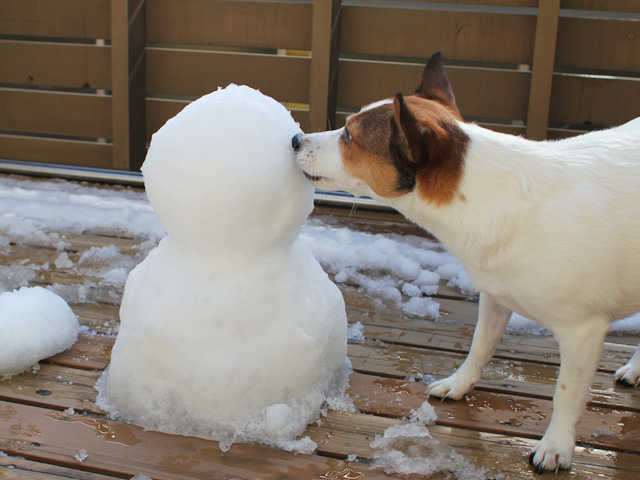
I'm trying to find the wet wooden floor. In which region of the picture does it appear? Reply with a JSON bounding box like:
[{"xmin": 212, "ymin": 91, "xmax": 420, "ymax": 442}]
[{"xmin": 0, "ymin": 198, "xmax": 639, "ymax": 479}]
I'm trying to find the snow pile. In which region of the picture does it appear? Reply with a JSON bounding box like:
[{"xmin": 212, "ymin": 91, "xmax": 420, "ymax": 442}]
[
  {"xmin": 97, "ymin": 85, "xmax": 349, "ymax": 450},
  {"xmin": 0, "ymin": 286, "xmax": 79, "ymax": 378},
  {"xmin": 371, "ymin": 401, "xmax": 486, "ymax": 479},
  {"xmin": 302, "ymin": 220, "xmax": 471, "ymax": 318}
]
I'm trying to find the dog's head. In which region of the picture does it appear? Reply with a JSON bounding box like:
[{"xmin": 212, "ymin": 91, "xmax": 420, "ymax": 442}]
[{"xmin": 292, "ymin": 52, "xmax": 469, "ymax": 206}]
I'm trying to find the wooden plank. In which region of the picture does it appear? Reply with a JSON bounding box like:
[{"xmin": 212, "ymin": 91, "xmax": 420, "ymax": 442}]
[
  {"xmin": 0, "ymin": 135, "xmax": 113, "ymax": 169},
  {"xmin": 556, "ymin": 17, "xmax": 640, "ymax": 72},
  {"xmin": 46, "ymin": 334, "xmax": 114, "ymax": 371},
  {"xmin": 147, "ymin": 0, "xmax": 313, "ymax": 50},
  {"xmin": 0, "ymin": 40, "xmax": 110, "ymax": 90},
  {"xmin": 0, "ymin": 0, "xmax": 111, "ymax": 39},
  {"xmin": 347, "ymin": 341, "xmax": 640, "ymax": 412},
  {"xmin": 309, "ymin": 411, "xmax": 640, "ymax": 480},
  {"xmin": 549, "ymin": 74, "xmax": 640, "ymax": 128},
  {"xmin": 337, "ymin": 60, "xmax": 531, "ymax": 122},
  {"xmin": 340, "ymin": 5, "xmax": 536, "ymax": 64},
  {"xmin": 0, "ymin": 401, "xmax": 399, "ymax": 480},
  {"xmin": 0, "ymin": 455, "xmax": 123, "ymax": 480},
  {"xmin": 0, "ymin": 364, "xmax": 101, "ymax": 414},
  {"xmin": 345, "ymin": 306, "xmax": 638, "ymax": 373},
  {"xmin": 526, "ymin": 0, "xmax": 560, "ymax": 140},
  {"xmin": 2, "ymin": 373, "xmax": 636, "ymax": 479},
  {"xmin": 561, "ymin": 0, "xmax": 640, "ymax": 11},
  {"xmin": 309, "ymin": 0, "xmax": 341, "ymax": 132},
  {"xmin": 147, "ymin": 48, "xmax": 310, "ymax": 103},
  {"xmin": 347, "ymin": 374, "xmax": 640, "ymax": 453},
  {"xmin": 0, "ymin": 89, "xmax": 112, "ymax": 139},
  {"xmin": 111, "ymin": 0, "xmax": 146, "ymax": 170}
]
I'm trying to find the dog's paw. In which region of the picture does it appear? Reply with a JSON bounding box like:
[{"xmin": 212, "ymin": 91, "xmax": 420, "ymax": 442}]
[
  {"xmin": 528, "ymin": 434, "xmax": 574, "ymax": 474},
  {"xmin": 615, "ymin": 361, "xmax": 640, "ymax": 388},
  {"xmin": 425, "ymin": 374, "xmax": 474, "ymax": 401}
]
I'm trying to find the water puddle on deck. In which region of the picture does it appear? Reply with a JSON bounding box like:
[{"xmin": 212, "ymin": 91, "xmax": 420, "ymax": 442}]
[
  {"xmin": 319, "ymin": 466, "xmax": 364, "ymax": 479},
  {"xmin": 47, "ymin": 411, "xmax": 142, "ymax": 446}
]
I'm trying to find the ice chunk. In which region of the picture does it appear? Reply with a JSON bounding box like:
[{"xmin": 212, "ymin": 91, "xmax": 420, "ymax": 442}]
[{"xmin": 0, "ymin": 287, "xmax": 79, "ymax": 378}]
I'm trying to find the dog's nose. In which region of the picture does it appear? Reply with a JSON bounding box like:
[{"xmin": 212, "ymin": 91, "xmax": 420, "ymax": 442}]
[{"xmin": 292, "ymin": 133, "xmax": 303, "ymax": 151}]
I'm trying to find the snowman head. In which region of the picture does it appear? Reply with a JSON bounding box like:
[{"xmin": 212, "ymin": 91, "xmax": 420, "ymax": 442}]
[{"xmin": 143, "ymin": 85, "xmax": 314, "ymax": 254}]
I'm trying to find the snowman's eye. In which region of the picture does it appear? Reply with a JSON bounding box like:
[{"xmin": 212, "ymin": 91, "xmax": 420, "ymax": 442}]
[{"xmin": 343, "ymin": 127, "xmax": 352, "ymax": 145}]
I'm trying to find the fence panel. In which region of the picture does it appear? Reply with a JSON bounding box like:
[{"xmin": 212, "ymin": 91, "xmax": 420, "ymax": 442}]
[
  {"xmin": 0, "ymin": 0, "xmax": 110, "ymax": 39},
  {"xmin": 0, "ymin": 0, "xmax": 114, "ymax": 168},
  {"xmin": 1, "ymin": 0, "xmax": 638, "ymax": 171}
]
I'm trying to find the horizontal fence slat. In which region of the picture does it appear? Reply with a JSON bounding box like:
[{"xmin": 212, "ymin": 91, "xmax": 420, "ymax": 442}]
[
  {"xmin": 0, "ymin": 89, "xmax": 112, "ymax": 139},
  {"xmin": 147, "ymin": 49, "xmax": 310, "ymax": 103},
  {"xmin": 561, "ymin": 0, "xmax": 640, "ymax": 12},
  {"xmin": 549, "ymin": 75, "xmax": 640, "ymax": 128},
  {"xmin": 337, "ymin": 60, "xmax": 530, "ymax": 122},
  {"xmin": 147, "ymin": 0, "xmax": 313, "ymax": 50},
  {"xmin": 556, "ymin": 17, "xmax": 640, "ymax": 72},
  {"xmin": 340, "ymin": 5, "xmax": 536, "ymax": 64},
  {"xmin": 146, "ymin": 98, "xmax": 188, "ymax": 140},
  {"xmin": 0, "ymin": 40, "xmax": 111, "ymax": 90},
  {"xmin": 382, "ymin": 0, "xmax": 538, "ymax": 5},
  {"xmin": 0, "ymin": 134, "xmax": 113, "ymax": 168},
  {"xmin": 0, "ymin": 0, "xmax": 110, "ymax": 39}
]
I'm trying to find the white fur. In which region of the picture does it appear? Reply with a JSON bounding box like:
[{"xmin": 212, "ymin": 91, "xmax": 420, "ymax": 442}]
[{"xmin": 294, "ymin": 117, "xmax": 640, "ymax": 472}]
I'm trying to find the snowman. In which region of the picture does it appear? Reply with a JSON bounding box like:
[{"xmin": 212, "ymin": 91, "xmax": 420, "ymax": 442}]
[{"xmin": 97, "ymin": 85, "xmax": 349, "ymax": 449}]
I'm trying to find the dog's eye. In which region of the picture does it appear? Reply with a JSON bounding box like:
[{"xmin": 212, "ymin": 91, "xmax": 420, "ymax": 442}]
[{"xmin": 343, "ymin": 127, "xmax": 352, "ymax": 145}]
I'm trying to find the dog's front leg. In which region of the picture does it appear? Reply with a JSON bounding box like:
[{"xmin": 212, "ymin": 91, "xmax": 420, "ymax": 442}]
[
  {"xmin": 426, "ymin": 292, "xmax": 511, "ymax": 400},
  {"xmin": 529, "ymin": 322, "xmax": 608, "ymax": 473}
]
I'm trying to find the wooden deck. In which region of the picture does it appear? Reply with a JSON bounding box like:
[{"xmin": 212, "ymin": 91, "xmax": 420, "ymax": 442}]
[{"xmin": 1, "ymin": 194, "xmax": 639, "ymax": 479}]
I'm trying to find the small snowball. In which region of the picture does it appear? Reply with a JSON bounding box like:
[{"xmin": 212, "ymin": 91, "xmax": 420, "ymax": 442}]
[
  {"xmin": 410, "ymin": 401, "xmax": 437, "ymax": 424},
  {"xmin": 402, "ymin": 297, "xmax": 440, "ymax": 318},
  {"xmin": 347, "ymin": 321, "xmax": 365, "ymax": 342},
  {"xmin": 74, "ymin": 449, "xmax": 88, "ymax": 462},
  {"xmin": 277, "ymin": 436, "xmax": 318, "ymax": 454},
  {"xmin": 0, "ymin": 287, "xmax": 79, "ymax": 378},
  {"xmin": 54, "ymin": 252, "xmax": 74, "ymax": 269},
  {"xmin": 401, "ymin": 283, "xmax": 422, "ymax": 297}
]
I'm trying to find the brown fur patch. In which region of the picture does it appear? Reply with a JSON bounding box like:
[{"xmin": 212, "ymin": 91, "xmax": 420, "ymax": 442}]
[{"xmin": 341, "ymin": 96, "xmax": 468, "ymax": 206}]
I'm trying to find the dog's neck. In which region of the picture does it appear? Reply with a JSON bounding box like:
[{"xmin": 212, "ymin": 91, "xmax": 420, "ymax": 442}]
[{"xmin": 388, "ymin": 123, "xmax": 566, "ymax": 271}]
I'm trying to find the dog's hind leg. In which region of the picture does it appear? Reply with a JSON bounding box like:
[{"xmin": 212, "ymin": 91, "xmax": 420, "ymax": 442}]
[
  {"xmin": 615, "ymin": 341, "xmax": 640, "ymax": 387},
  {"xmin": 529, "ymin": 320, "xmax": 609, "ymax": 474},
  {"xmin": 426, "ymin": 292, "xmax": 511, "ymax": 400}
]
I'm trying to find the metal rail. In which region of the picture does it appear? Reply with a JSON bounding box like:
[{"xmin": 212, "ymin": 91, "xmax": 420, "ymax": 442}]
[{"xmin": 0, "ymin": 159, "xmax": 398, "ymax": 213}]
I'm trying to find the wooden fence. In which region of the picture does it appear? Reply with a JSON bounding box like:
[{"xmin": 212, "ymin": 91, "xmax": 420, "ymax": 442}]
[{"xmin": 1, "ymin": 0, "xmax": 639, "ymax": 171}]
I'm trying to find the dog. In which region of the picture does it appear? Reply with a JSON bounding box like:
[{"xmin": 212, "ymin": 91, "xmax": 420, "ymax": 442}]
[{"xmin": 292, "ymin": 51, "xmax": 640, "ymax": 473}]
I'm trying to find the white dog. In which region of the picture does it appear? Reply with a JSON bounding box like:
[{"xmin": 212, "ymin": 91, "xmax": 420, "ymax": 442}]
[{"xmin": 292, "ymin": 51, "xmax": 640, "ymax": 473}]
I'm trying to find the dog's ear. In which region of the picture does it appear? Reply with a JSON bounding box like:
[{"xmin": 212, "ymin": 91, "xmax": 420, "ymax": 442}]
[
  {"xmin": 392, "ymin": 92, "xmax": 427, "ymax": 168},
  {"xmin": 415, "ymin": 51, "xmax": 461, "ymax": 118}
]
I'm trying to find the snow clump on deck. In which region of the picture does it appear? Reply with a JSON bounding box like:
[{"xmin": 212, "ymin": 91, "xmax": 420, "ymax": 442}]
[
  {"xmin": 0, "ymin": 286, "xmax": 79, "ymax": 378},
  {"xmin": 370, "ymin": 401, "xmax": 486, "ymax": 479},
  {"xmin": 97, "ymin": 85, "xmax": 349, "ymax": 451}
]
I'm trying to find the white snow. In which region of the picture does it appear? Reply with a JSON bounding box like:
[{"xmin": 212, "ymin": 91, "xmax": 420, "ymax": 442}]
[
  {"xmin": 1, "ymin": 170, "xmax": 639, "ymax": 338},
  {"xmin": 74, "ymin": 449, "xmax": 88, "ymax": 462},
  {"xmin": 0, "ymin": 286, "xmax": 79, "ymax": 378},
  {"xmin": 96, "ymin": 85, "xmax": 349, "ymax": 449},
  {"xmin": 370, "ymin": 400, "xmax": 486, "ymax": 479}
]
